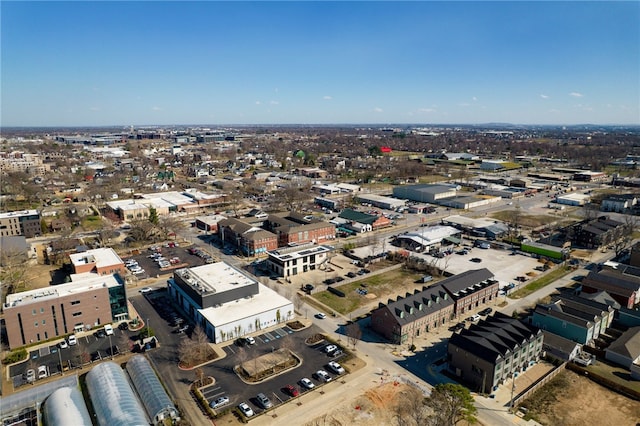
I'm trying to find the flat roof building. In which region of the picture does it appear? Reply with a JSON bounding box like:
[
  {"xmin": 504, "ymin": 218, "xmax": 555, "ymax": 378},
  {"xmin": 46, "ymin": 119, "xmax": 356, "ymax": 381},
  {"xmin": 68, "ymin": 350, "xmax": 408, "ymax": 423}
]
[
  {"xmin": 4, "ymin": 273, "xmax": 128, "ymax": 349},
  {"xmin": 168, "ymin": 263, "xmax": 294, "ymax": 343},
  {"xmin": 0, "ymin": 209, "xmax": 42, "ymax": 238}
]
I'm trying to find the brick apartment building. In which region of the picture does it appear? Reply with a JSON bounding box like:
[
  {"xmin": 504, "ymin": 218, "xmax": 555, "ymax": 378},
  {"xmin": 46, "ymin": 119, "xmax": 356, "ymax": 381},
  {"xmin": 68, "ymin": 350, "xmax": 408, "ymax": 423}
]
[
  {"xmin": 264, "ymin": 212, "xmax": 336, "ymax": 247},
  {"xmin": 69, "ymin": 248, "xmax": 126, "ymax": 276}
]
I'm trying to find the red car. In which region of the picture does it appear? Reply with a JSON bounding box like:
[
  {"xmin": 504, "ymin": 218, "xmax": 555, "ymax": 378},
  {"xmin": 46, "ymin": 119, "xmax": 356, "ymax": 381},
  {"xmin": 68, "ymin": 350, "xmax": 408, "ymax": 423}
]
[{"xmin": 285, "ymin": 384, "xmax": 299, "ymax": 397}]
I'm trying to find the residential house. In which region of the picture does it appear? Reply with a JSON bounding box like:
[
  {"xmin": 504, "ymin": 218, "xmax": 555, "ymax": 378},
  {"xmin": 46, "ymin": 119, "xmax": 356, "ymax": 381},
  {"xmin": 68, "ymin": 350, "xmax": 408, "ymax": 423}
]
[
  {"xmin": 447, "ymin": 312, "xmax": 544, "ymax": 394},
  {"xmin": 531, "ymin": 299, "xmax": 604, "ymax": 345},
  {"xmin": 604, "ymin": 326, "xmax": 640, "ymax": 373},
  {"xmin": 580, "ymin": 264, "xmax": 640, "ymax": 309},
  {"xmin": 542, "ymin": 331, "xmax": 582, "ymax": 362},
  {"xmin": 438, "ymin": 269, "xmax": 499, "ymax": 316},
  {"xmin": 370, "ymin": 285, "xmax": 454, "ymax": 344},
  {"xmin": 570, "ymin": 216, "xmax": 625, "ymax": 249}
]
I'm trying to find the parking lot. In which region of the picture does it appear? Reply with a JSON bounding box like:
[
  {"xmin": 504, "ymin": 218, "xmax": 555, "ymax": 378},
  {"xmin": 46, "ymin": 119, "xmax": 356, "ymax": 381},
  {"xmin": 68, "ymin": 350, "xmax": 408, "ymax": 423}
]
[
  {"xmin": 9, "ymin": 323, "xmax": 139, "ymax": 389},
  {"xmin": 210, "ymin": 331, "xmax": 349, "ymax": 418},
  {"xmin": 415, "ymin": 244, "xmax": 542, "ymax": 288},
  {"xmin": 121, "ymin": 242, "xmax": 218, "ymax": 279},
  {"xmin": 128, "ymin": 288, "xmax": 354, "ymax": 419}
]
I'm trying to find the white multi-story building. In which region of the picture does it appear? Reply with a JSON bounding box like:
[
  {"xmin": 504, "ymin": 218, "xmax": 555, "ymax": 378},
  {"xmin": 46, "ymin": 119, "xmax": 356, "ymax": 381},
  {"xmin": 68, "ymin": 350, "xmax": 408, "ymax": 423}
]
[{"xmin": 167, "ymin": 262, "xmax": 294, "ymax": 343}]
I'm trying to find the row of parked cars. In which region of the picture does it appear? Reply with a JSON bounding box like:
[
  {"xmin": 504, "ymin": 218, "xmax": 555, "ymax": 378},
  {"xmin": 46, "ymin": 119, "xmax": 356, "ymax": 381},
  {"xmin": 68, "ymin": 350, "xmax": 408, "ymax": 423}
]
[
  {"xmin": 222, "ymin": 360, "xmax": 347, "ymax": 418},
  {"xmin": 324, "ymin": 268, "xmax": 370, "ymax": 285},
  {"xmin": 125, "ymin": 259, "xmax": 145, "ymax": 275},
  {"xmin": 187, "ymin": 247, "xmax": 215, "ymax": 263}
]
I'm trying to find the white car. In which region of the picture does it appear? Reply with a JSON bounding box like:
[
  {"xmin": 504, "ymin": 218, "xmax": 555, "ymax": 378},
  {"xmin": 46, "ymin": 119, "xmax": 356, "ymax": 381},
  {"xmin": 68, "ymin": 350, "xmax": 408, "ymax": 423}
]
[
  {"xmin": 139, "ymin": 287, "xmax": 153, "ymax": 293},
  {"xmin": 244, "ymin": 336, "xmax": 256, "ymax": 345},
  {"xmin": 68, "ymin": 334, "xmax": 77, "ymax": 346},
  {"xmin": 300, "ymin": 377, "xmax": 315, "ymax": 389},
  {"xmin": 104, "ymin": 324, "xmax": 114, "ymax": 336},
  {"xmin": 37, "ymin": 365, "xmax": 48, "ymax": 379},
  {"xmin": 210, "ymin": 396, "xmax": 230, "ymax": 409},
  {"xmin": 238, "ymin": 402, "xmax": 254, "ymax": 417},
  {"xmin": 315, "ymin": 369, "xmax": 332, "ymax": 382},
  {"xmin": 315, "ymin": 312, "xmax": 326, "ymax": 319},
  {"xmin": 25, "ymin": 369, "xmax": 36, "ymax": 383},
  {"xmin": 324, "ymin": 344, "xmax": 338, "ymax": 354},
  {"xmin": 59, "ymin": 340, "xmax": 68, "ymax": 349},
  {"xmin": 327, "ymin": 361, "xmax": 345, "ymax": 374}
]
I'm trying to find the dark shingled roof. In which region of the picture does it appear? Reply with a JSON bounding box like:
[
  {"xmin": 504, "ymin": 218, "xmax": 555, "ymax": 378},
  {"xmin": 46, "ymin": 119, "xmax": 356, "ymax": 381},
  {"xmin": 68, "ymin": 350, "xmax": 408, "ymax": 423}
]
[
  {"xmin": 449, "ymin": 312, "xmax": 541, "ymax": 364},
  {"xmin": 439, "ymin": 268, "xmax": 495, "ymax": 295},
  {"xmin": 338, "ymin": 208, "xmax": 378, "ymax": 225},
  {"xmin": 373, "ymin": 284, "xmax": 454, "ymax": 326}
]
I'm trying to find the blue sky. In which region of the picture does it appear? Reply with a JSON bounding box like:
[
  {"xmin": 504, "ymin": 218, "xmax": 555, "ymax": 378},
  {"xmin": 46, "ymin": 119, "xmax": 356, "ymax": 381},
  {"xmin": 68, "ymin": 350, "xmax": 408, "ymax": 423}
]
[{"xmin": 2, "ymin": 1, "xmax": 638, "ymax": 126}]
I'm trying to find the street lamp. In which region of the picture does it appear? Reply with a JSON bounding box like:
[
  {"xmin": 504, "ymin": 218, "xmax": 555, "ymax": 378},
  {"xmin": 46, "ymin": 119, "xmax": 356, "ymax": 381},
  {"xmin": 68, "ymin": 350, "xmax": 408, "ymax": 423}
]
[{"xmin": 510, "ymin": 372, "xmax": 518, "ymax": 412}]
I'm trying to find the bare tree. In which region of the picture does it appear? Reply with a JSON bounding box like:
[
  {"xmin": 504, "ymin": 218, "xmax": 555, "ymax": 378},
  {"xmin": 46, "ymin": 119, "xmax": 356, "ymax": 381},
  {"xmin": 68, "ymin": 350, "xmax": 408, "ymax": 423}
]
[
  {"xmin": 613, "ymin": 215, "xmax": 638, "ymax": 256},
  {"xmin": 0, "ymin": 248, "xmax": 30, "ymax": 297},
  {"xmin": 157, "ymin": 214, "xmax": 185, "ymax": 240},
  {"xmin": 394, "ymin": 386, "xmax": 430, "ymax": 426},
  {"xmin": 194, "ymin": 367, "xmax": 205, "ymax": 387},
  {"xmin": 293, "ymin": 292, "xmax": 305, "ymax": 315},
  {"xmin": 345, "ymin": 322, "xmax": 362, "ymax": 349}
]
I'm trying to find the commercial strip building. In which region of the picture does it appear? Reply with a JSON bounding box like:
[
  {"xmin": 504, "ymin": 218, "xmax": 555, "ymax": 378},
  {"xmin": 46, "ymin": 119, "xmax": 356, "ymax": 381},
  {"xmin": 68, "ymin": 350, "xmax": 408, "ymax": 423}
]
[
  {"xmin": 447, "ymin": 312, "xmax": 544, "ymax": 394},
  {"xmin": 3, "ymin": 273, "xmax": 128, "ymax": 349},
  {"xmin": 392, "ymin": 225, "xmax": 462, "ymax": 252},
  {"xmin": 167, "ymin": 263, "xmax": 294, "ymax": 343},
  {"xmin": 265, "ymin": 243, "xmax": 334, "ymax": 278}
]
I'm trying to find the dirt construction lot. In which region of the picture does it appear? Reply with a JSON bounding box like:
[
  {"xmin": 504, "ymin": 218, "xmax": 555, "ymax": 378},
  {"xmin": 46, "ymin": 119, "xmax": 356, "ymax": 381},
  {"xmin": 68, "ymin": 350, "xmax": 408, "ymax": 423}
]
[{"xmin": 522, "ymin": 370, "xmax": 640, "ymax": 426}]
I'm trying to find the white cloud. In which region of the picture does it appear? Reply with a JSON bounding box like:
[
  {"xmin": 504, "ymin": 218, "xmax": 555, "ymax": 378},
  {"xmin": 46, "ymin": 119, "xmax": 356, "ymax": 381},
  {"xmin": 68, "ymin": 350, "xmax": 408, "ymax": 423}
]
[
  {"xmin": 323, "ymin": 96, "xmax": 332, "ymax": 100},
  {"xmin": 89, "ymin": 106, "xmax": 100, "ymax": 111},
  {"xmin": 458, "ymin": 103, "xmax": 471, "ymax": 107},
  {"xmin": 374, "ymin": 107, "xmax": 383, "ymax": 113},
  {"xmin": 569, "ymin": 92, "xmax": 583, "ymax": 98},
  {"xmin": 540, "ymin": 94, "xmax": 549, "ymax": 99},
  {"xmin": 418, "ymin": 108, "xmax": 436, "ymax": 113},
  {"xmin": 472, "ymin": 96, "xmax": 477, "ymax": 102},
  {"xmin": 152, "ymin": 106, "xmax": 162, "ymax": 111},
  {"xmin": 270, "ymin": 100, "xmax": 279, "ymax": 105},
  {"xmin": 255, "ymin": 101, "xmax": 261, "ymax": 105}
]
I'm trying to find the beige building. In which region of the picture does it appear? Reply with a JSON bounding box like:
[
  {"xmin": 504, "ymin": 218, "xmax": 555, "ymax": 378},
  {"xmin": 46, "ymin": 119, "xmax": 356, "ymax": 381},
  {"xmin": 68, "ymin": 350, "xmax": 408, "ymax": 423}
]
[{"xmin": 0, "ymin": 210, "xmax": 42, "ymax": 238}]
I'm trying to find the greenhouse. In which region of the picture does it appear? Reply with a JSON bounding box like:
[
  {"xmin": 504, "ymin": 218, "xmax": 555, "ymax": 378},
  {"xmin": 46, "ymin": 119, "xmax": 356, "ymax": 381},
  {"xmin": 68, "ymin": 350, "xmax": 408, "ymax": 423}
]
[
  {"xmin": 126, "ymin": 355, "xmax": 179, "ymax": 425},
  {"xmin": 42, "ymin": 387, "xmax": 92, "ymax": 426},
  {"xmin": 86, "ymin": 361, "xmax": 149, "ymax": 426}
]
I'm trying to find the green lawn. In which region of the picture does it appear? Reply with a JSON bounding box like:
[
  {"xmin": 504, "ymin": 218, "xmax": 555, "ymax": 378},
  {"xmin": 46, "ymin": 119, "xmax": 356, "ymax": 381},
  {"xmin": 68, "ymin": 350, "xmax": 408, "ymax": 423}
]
[
  {"xmin": 311, "ymin": 268, "xmax": 422, "ymax": 315},
  {"xmin": 509, "ymin": 266, "xmax": 573, "ymax": 299}
]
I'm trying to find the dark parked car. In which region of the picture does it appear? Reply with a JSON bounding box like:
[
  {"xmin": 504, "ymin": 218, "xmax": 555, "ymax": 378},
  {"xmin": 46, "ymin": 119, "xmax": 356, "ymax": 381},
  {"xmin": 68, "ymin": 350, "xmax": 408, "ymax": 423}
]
[
  {"xmin": 346, "ymin": 272, "xmax": 357, "ymax": 278},
  {"xmin": 479, "ymin": 307, "xmax": 493, "ymax": 316},
  {"xmin": 470, "ymin": 257, "xmax": 482, "ymax": 263}
]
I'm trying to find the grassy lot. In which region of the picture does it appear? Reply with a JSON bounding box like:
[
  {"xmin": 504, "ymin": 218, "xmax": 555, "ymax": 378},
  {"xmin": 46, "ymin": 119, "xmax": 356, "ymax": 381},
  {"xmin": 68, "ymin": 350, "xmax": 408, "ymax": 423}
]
[
  {"xmin": 509, "ymin": 266, "xmax": 573, "ymax": 299},
  {"xmin": 489, "ymin": 211, "xmax": 561, "ymax": 228},
  {"xmin": 81, "ymin": 214, "xmax": 103, "ymax": 231},
  {"xmin": 312, "ymin": 268, "xmax": 422, "ymax": 315},
  {"xmin": 586, "ymin": 359, "xmax": 640, "ymax": 393}
]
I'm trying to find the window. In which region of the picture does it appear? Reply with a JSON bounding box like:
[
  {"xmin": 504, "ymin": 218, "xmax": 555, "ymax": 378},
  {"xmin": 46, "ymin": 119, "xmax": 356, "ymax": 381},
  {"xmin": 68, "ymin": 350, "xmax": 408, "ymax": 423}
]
[
  {"xmin": 71, "ymin": 300, "xmax": 80, "ymax": 306},
  {"xmin": 72, "ymin": 312, "xmax": 82, "ymax": 317},
  {"xmin": 32, "ymin": 309, "xmax": 36, "ymax": 315},
  {"xmin": 42, "ymin": 320, "xmax": 46, "ymax": 325},
  {"xmin": 40, "ymin": 307, "xmax": 45, "ymax": 313},
  {"xmin": 34, "ymin": 322, "xmax": 39, "ymax": 327}
]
